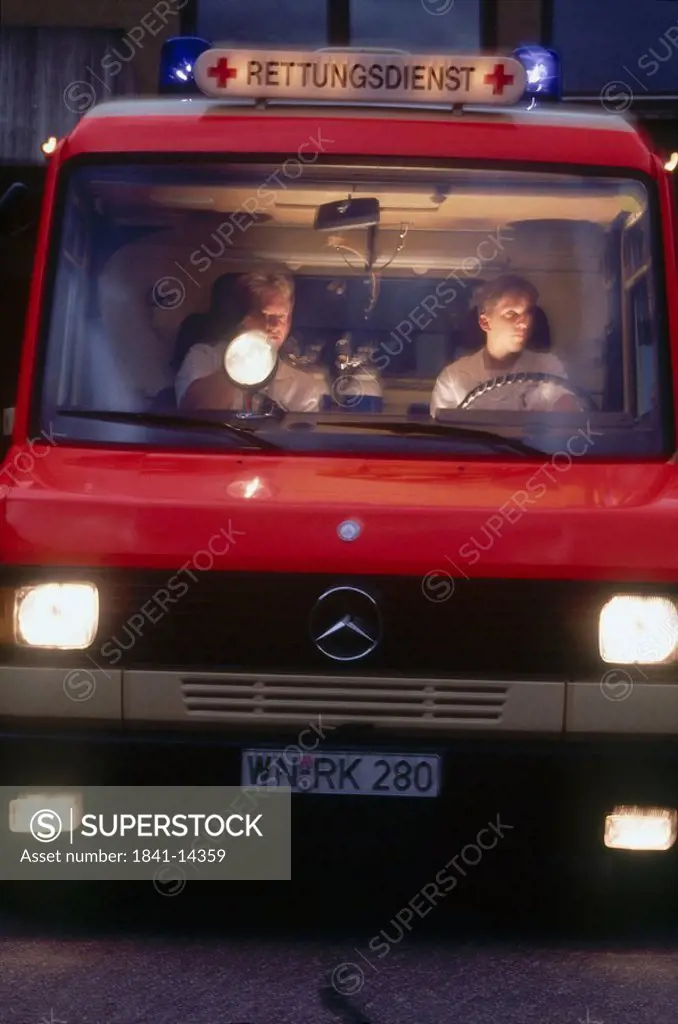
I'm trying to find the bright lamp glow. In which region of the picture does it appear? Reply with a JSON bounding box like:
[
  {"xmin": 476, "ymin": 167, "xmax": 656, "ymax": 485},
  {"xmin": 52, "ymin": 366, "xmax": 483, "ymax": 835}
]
[
  {"xmin": 512, "ymin": 45, "xmax": 561, "ymax": 100},
  {"xmin": 224, "ymin": 330, "xmax": 277, "ymax": 388},
  {"xmin": 41, "ymin": 137, "xmax": 57, "ymax": 155},
  {"xmin": 665, "ymin": 152, "xmax": 678, "ymax": 172},
  {"xmin": 159, "ymin": 36, "xmax": 211, "ymax": 94},
  {"xmin": 604, "ymin": 806, "xmax": 677, "ymax": 851},
  {"xmin": 15, "ymin": 583, "xmax": 98, "ymax": 649},
  {"xmin": 599, "ymin": 595, "xmax": 678, "ymax": 664}
]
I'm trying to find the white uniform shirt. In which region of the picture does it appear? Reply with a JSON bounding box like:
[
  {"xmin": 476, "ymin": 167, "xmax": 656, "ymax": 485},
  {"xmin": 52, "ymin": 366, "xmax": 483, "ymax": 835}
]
[
  {"xmin": 175, "ymin": 339, "xmax": 327, "ymax": 412},
  {"xmin": 430, "ymin": 348, "xmax": 570, "ymax": 416}
]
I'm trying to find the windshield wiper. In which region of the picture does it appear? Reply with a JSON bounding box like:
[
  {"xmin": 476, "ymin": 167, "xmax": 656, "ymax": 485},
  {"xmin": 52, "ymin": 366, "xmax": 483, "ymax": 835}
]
[
  {"xmin": 59, "ymin": 410, "xmax": 545, "ymax": 457},
  {"xmin": 58, "ymin": 409, "xmax": 283, "ymax": 451},
  {"xmin": 312, "ymin": 418, "xmax": 546, "ymax": 457}
]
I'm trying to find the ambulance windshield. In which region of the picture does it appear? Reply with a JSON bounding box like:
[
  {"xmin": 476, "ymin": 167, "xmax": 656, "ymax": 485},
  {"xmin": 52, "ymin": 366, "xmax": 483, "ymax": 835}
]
[{"xmin": 39, "ymin": 160, "xmax": 667, "ymax": 457}]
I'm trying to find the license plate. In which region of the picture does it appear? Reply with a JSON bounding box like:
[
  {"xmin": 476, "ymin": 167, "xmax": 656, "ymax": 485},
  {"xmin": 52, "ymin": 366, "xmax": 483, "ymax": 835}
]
[{"xmin": 240, "ymin": 749, "xmax": 441, "ymax": 797}]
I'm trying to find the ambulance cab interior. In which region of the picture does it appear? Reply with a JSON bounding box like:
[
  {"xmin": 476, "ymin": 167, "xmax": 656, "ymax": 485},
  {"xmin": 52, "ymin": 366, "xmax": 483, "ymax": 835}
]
[{"xmin": 39, "ymin": 162, "xmax": 665, "ymax": 455}]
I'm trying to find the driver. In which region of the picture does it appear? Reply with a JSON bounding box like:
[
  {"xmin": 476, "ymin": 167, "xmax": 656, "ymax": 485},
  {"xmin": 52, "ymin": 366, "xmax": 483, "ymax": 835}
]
[
  {"xmin": 175, "ymin": 270, "xmax": 326, "ymax": 412},
  {"xmin": 430, "ymin": 274, "xmax": 579, "ymax": 415}
]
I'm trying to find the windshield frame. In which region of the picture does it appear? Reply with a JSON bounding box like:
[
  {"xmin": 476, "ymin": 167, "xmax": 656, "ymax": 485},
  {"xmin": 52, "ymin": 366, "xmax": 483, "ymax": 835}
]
[{"xmin": 29, "ymin": 151, "xmax": 675, "ymax": 461}]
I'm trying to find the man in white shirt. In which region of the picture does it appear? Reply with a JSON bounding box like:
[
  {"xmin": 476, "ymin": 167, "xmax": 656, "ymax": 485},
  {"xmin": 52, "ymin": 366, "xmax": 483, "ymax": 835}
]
[
  {"xmin": 175, "ymin": 271, "xmax": 327, "ymax": 413},
  {"xmin": 430, "ymin": 274, "xmax": 579, "ymax": 415}
]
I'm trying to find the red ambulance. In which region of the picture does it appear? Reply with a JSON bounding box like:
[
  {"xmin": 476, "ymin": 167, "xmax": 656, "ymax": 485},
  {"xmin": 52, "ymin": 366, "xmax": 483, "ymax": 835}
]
[{"xmin": 2, "ymin": 42, "xmax": 678, "ymax": 914}]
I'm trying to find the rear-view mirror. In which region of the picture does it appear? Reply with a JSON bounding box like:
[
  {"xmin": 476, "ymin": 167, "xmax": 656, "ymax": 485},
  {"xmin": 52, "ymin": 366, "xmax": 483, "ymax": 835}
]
[{"xmin": 314, "ymin": 197, "xmax": 380, "ymax": 232}]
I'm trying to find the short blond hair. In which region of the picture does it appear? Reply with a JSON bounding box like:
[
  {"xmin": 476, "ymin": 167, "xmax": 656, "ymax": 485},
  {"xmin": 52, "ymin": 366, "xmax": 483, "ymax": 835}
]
[
  {"xmin": 206, "ymin": 270, "xmax": 295, "ymax": 342},
  {"xmin": 238, "ymin": 270, "xmax": 294, "ymax": 309}
]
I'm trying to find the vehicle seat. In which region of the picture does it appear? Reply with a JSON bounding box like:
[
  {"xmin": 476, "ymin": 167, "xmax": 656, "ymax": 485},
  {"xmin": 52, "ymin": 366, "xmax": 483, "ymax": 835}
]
[
  {"xmin": 172, "ymin": 312, "xmax": 210, "ymax": 372},
  {"xmin": 147, "ymin": 313, "xmax": 211, "ymax": 413},
  {"xmin": 97, "ymin": 239, "xmax": 182, "ymax": 405},
  {"xmin": 79, "ymin": 318, "xmax": 150, "ymax": 412},
  {"xmin": 528, "ymin": 306, "xmax": 551, "ymax": 352}
]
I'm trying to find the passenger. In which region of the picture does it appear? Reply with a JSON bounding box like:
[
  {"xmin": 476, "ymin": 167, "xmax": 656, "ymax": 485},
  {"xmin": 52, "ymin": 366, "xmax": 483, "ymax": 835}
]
[
  {"xmin": 175, "ymin": 271, "xmax": 326, "ymax": 412},
  {"xmin": 430, "ymin": 274, "xmax": 580, "ymax": 414}
]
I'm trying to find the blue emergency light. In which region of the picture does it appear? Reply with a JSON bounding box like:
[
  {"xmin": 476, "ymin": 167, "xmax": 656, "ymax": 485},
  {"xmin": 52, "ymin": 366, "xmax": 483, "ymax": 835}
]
[
  {"xmin": 512, "ymin": 45, "xmax": 561, "ymax": 103},
  {"xmin": 159, "ymin": 36, "xmax": 211, "ymax": 94}
]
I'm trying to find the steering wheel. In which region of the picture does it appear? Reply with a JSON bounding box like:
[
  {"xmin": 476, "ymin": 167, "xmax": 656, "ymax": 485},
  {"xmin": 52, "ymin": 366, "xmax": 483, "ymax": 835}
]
[
  {"xmin": 233, "ymin": 391, "xmax": 285, "ymax": 419},
  {"xmin": 458, "ymin": 372, "xmax": 595, "ymax": 412}
]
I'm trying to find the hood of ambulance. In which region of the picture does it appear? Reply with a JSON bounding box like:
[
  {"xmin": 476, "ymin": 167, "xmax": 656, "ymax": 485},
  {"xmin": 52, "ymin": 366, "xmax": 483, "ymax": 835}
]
[{"xmin": 1, "ymin": 448, "xmax": 677, "ymax": 578}]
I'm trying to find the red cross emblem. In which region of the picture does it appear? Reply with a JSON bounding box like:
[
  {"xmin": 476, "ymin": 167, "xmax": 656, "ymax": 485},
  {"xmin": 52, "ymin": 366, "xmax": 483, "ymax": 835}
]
[
  {"xmin": 207, "ymin": 57, "xmax": 238, "ymax": 88},
  {"xmin": 484, "ymin": 62, "xmax": 514, "ymax": 95}
]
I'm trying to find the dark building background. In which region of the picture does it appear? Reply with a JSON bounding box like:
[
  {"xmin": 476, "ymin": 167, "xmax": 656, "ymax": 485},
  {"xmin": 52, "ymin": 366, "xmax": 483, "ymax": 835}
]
[
  {"xmin": 196, "ymin": 0, "xmax": 482, "ymax": 50},
  {"xmin": 548, "ymin": 0, "xmax": 678, "ymax": 98},
  {"xmin": 0, "ymin": 28, "xmax": 135, "ymax": 163},
  {"xmin": 545, "ymin": 0, "xmax": 678, "ymax": 150}
]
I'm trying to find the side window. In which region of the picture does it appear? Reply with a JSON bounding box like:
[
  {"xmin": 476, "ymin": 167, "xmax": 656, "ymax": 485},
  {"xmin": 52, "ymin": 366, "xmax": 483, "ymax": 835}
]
[
  {"xmin": 630, "ymin": 279, "xmax": 654, "ymax": 418},
  {"xmin": 42, "ymin": 187, "xmax": 90, "ymax": 411},
  {"xmin": 622, "ymin": 211, "xmax": 655, "ymax": 419}
]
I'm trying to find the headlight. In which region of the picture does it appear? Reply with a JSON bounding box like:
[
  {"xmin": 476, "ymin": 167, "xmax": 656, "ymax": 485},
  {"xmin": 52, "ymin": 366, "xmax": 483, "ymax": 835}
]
[
  {"xmin": 599, "ymin": 595, "xmax": 678, "ymax": 664},
  {"xmin": 14, "ymin": 583, "xmax": 99, "ymax": 649}
]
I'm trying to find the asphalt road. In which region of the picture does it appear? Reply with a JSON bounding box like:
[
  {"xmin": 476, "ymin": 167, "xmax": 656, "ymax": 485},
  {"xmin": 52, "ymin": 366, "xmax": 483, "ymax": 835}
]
[{"xmin": 2, "ymin": 880, "xmax": 678, "ymax": 1024}]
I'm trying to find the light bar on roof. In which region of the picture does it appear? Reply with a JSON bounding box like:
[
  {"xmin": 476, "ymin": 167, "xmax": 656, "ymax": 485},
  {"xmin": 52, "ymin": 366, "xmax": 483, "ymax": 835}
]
[{"xmin": 192, "ymin": 47, "xmax": 528, "ymax": 106}]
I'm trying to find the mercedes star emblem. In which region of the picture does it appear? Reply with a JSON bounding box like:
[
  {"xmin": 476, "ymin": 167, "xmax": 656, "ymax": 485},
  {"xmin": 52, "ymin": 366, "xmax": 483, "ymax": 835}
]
[
  {"xmin": 337, "ymin": 519, "xmax": 361, "ymax": 541},
  {"xmin": 310, "ymin": 586, "xmax": 381, "ymax": 662}
]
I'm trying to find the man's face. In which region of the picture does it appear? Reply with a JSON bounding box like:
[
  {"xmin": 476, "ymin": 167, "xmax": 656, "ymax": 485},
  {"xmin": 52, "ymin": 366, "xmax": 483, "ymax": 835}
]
[
  {"xmin": 259, "ymin": 292, "xmax": 293, "ymax": 349},
  {"xmin": 479, "ymin": 292, "xmax": 534, "ymax": 358}
]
